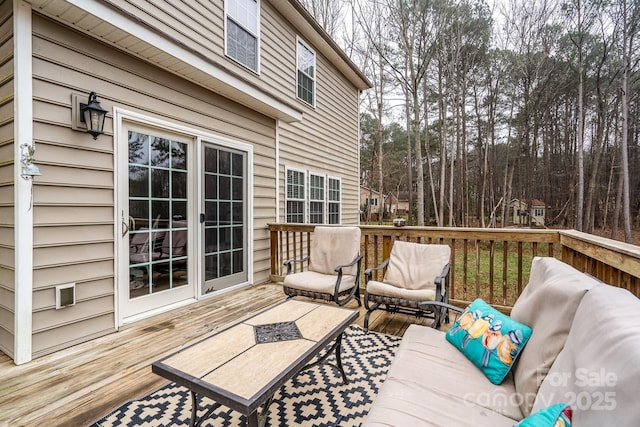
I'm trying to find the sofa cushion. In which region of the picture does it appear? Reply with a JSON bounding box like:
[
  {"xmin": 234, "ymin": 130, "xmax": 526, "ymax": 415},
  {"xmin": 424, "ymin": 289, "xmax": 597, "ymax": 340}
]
[
  {"xmin": 383, "ymin": 241, "xmax": 450, "ymax": 291},
  {"xmin": 532, "ymin": 283, "xmax": 640, "ymax": 426},
  {"xmin": 446, "ymin": 299, "xmax": 532, "ymax": 385},
  {"xmin": 366, "ymin": 324, "xmax": 524, "ymax": 423},
  {"xmin": 515, "ymin": 403, "xmax": 572, "ymax": 427},
  {"xmin": 362, "ymin": 377, "xmax": 517, "ymax": 427},
  {"xmin": 510, "ymin": 257, "xmax": 599, "ymax": 415}
]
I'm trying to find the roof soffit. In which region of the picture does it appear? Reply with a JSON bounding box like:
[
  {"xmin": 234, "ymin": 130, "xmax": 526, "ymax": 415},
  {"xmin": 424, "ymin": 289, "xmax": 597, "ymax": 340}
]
[{"xmin": 28, "ymin": 0, "xmax": 304, "ymax": 122}]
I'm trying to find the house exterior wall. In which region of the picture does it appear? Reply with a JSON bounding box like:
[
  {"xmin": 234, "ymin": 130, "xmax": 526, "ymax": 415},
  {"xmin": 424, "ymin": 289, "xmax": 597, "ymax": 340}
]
[
  {"xmin": 29, "ymin": 14, "xmax": 276, "ymax": 357},
  {"xmin": 5, "ymin": 0, "xmax": 367, "ymax": 362},
  {"xmin": 272, "ymin": 4, "xmax": 361, "ymax": 224},
  {"xmin": 0, "ymin": 2, "xmax": 15, "ymax": 358}
]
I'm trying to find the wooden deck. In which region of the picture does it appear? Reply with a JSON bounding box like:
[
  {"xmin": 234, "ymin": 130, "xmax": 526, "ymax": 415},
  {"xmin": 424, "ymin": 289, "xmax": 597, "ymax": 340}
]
[{"xmin": 0, "ymin": 283, "xmax": 431, "ymax": 427}]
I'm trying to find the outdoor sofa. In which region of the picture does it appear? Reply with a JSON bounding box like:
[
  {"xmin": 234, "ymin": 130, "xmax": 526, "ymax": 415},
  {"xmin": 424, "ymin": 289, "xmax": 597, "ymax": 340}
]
[{"xmin": 363, "ymin": 256, "xmax": 640, "ymax": 426}]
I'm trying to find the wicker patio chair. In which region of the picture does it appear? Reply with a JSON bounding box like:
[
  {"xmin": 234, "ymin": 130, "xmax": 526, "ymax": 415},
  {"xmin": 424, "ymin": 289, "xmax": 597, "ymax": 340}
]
[
  {"xmin": 283, "ymin": 226, "xmax": 362, "ymax": 306},
  {"xmin": 363, "ymin": 241, "xmax": 451, "ymax": 331}
]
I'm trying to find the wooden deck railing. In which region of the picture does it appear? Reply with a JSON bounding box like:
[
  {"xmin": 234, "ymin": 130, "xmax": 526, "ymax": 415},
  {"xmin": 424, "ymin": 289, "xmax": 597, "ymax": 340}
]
[{"xmin": 268, "ymin": 224, "xmax": 640, "ymax": 311}]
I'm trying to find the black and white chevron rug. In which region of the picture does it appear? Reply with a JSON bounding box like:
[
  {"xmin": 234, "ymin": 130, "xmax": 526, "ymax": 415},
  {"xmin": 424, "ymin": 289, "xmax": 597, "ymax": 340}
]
[{"xmin": 91, "ymin": 326, "xmax": 400, "ymax": 427}]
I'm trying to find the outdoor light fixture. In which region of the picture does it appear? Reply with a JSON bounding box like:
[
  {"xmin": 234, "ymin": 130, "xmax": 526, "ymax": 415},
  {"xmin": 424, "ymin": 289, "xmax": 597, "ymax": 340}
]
[
  {"xmin": 20, "ymin": 143, "xmax": 41, "ymax": 180},
  {"xmin": 79, "ymin": 91, "xmax": 107, "ymax": 140}
]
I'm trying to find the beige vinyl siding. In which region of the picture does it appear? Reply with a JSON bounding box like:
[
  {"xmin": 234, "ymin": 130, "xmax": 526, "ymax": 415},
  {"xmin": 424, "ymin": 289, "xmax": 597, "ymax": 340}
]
[
  {"xmin": 0, "ymin": 2, "xmax": 15, "ymax": 358},
  {"xmin": 278, "ymin": 64, "xmax": 360, "ymax": 224},
  {"xmin": 30, "ymin": 14, "xmax": 276, "ymax": 357},
  {"xmin": 259, "ymin": 2, "xmax": 361, "ymax": 224}
]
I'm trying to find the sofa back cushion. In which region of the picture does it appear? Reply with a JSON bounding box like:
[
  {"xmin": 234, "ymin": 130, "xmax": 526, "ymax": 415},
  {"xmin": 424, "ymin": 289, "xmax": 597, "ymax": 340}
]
[
  {"xmin": 383, "ymin": 241, "xmax": 450, "ymax": 291},
  {"xmin": 309, "ymin": 226, "xmax": 361, "ymax": 276},
  {"xmin": 532, "ymin": 283, "xmax": 640, "ymax": 426},
  {"xmin": 510, "ymin": 257, "xmax": 599, "ymax": 416}
]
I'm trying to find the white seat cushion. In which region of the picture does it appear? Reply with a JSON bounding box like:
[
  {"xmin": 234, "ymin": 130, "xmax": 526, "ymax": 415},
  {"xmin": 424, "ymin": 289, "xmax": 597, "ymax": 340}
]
[
  {"xmin": 283, "ymin": 271, "xmax": 356, "ymax": 295},
  {"xmin": 362, "ymin": 324, "xmax": 522, "ymax": 426},
  {"xmin": 366, "ymin": 280, "xmax": 436, "ymax": 301}
]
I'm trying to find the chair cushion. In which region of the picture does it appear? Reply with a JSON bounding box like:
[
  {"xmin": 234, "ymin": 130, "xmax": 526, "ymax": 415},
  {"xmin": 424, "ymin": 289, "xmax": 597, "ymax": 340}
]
[
  {"xmin": 283, "ymin": 271, "xmax": 356, "ymax": 295},
  {"xmin": 532, "ymin": 283, "xmax": 640, "ymax": 426},
  {"xmin": 510, "ymin": 257, "xmax": 599, "ymax": 415},
  {"xmin": 383, "ymin": 241, "xmax": 450, "ymax": 291},
  {"xmin": 446, "ymin": 299, "xmax": 532, "ymax": 385},
  {"xmin": 366, "ymin": 280, "xmax": 436, "ymax": 301},
  {"xmin": 308, "ymin": 226, "xmax": 361, "ymax": 276}
]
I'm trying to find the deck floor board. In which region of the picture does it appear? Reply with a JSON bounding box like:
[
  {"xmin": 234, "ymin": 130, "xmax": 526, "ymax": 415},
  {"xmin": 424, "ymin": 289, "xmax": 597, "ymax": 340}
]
[{"xmin": 0, "ymin": 283, "xmax": 429, "ymax": 427}]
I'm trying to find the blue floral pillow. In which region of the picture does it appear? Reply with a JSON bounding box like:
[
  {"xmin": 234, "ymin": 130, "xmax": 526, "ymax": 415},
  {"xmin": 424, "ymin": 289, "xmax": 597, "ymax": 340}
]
[
  {"xmin": 446, "ymin": 298, "xmax": 532, "ymax": 385},
  {"xmin": 514, "ymin": 403, "xmax": 572, "ymax": 427}
]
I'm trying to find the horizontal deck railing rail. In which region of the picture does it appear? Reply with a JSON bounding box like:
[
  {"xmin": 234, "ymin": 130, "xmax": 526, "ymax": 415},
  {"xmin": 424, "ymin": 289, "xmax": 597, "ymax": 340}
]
[{"xmin": 268, "ymin": 224, "xmax": 640, "ymax": 311}]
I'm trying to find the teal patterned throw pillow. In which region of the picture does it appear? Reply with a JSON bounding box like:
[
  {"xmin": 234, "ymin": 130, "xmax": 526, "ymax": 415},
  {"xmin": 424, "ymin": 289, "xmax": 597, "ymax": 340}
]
[
  {"xmin": 514, "ymin": 403, "xmax": 572, "ymax": 427},
  {"xmin": 446, "ymin": 298, "xmax": 532, "ymax": 385}
]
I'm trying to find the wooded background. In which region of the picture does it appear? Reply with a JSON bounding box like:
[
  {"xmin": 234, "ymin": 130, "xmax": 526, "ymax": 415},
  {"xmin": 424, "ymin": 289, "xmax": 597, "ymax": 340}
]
[{"xmin": 301, "ymin": 0, "xmax": 639, "ymax": 243}]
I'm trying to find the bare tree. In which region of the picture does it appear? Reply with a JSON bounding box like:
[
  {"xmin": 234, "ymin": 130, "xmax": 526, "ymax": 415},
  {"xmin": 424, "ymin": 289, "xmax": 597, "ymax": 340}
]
[{"xmin": 299, "ymin": 0, "xmax": 344, "ymax": 40}]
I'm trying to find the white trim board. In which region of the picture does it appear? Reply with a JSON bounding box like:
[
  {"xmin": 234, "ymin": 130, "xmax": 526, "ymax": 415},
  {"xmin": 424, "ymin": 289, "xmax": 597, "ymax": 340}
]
[{"xmin": 13, "ymin": 0, "xmax": 34, "ymax": 365}]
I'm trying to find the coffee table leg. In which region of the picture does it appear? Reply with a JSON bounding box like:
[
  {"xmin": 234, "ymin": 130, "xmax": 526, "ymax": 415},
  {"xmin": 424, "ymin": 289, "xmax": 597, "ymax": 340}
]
[
  {"xmin": 189, "ymin": 391, "xmax": 222, "ymax": 427},
  {"xmin": 298, "ymin": 332, "xmax": 349, "ymax": 384},
  {"xmin": 247, "ymin": 410, "xmax": 259, "ymax": 427},
  {"xmin": 335, "ymin": 334, "xmax": 348, "ymax": 384}
]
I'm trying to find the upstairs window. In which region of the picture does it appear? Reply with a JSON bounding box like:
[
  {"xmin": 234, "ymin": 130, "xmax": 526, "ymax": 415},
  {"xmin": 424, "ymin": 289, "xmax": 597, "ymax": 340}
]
[
  {"xmin": 297, "ymin": 39, "xmax": 316, "ymax": 106},
  {"xmin": 286, "ymin": 169, "xmax": 305, "ymax": 223},
  {"xmin": 226, "ymin": 0, "xmax": 259, "ymax": 72}
]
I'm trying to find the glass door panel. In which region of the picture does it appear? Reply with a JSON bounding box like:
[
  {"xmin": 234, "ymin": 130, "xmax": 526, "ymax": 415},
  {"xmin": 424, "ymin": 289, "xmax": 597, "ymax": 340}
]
[
  {"xmin": 128, "ymin": 132, "xmax": 189, "ymax": 299},
  {"xmin": 202, "ymin": 144, "xmax": 247, "ymax": 294}
]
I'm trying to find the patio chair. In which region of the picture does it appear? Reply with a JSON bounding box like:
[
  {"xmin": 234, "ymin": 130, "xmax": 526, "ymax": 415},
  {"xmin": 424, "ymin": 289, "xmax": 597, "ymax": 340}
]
[
  {"xmin": 283, "ymin": 226, "xmax": 362, "ymax": 306},
  {"xmin": 363, "ymin": 240, "xmax": 451, "ymax": 331}
]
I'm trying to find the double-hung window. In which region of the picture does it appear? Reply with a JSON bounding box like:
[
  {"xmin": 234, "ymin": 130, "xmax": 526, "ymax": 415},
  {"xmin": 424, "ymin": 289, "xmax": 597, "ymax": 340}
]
[
  {"xmin": 226, "ymin": 0, "xmax": 259, "ymax": 72},
  {"xmin": 286, "ymin": 169, "xmax": 341, "ymax": 224},
  {"xmin": 309, "ymin": 173, "xmax": 325, "ymax": 224},
  {"xmin": 328, "ymin": 177, "xmax": 341, "ymax": 224},
  {"xmin": 297, "ymin": 39, "xmax": 316, "ymax": 106},
  {"xmin": 286, "ymin": 169, "xmax": 305, "ymax": 223}
]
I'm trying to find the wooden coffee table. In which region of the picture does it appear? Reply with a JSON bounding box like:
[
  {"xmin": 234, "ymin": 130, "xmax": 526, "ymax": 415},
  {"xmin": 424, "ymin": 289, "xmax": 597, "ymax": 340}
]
[{"xmin": 151, "ymin": 299, "xmax": 359, "ymax": 427}]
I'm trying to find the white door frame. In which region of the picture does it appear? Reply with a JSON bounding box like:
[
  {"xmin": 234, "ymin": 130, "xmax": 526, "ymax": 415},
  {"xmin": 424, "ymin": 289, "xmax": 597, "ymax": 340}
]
[{"xmin": 113, "ymin": 108, "xmax": 254, "ymax": 327}]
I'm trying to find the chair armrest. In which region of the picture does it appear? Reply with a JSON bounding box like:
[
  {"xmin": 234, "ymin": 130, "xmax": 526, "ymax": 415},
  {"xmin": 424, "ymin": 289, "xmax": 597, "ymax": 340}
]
[
  {"xmin": 364, "ymin": 258, "xmax": 389, "ymax": 282},
  {"xmin": 283, "ymin": 256, "xmax": 310, "ymax": 275},
  {"xmin": 418, "ymin": 301, "xmax": 465, "ymax": 325},
  {"xmin": 434, "ymin": 263, "xmax": 451, "ymax": 299},
  {"xmin": 334, "ymin": 254, "xmax": 362, "ymax": 273},
  {"xmin": 417, "ymin": 301, "xmax": 463, "ymax": 313}
]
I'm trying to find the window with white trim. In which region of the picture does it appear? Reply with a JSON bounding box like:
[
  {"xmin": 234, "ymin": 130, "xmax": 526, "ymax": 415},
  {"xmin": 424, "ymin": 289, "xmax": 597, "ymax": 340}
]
[
  {"xmin": 286, "ymin": 169, "xmax": 305, "ymax": 223},
  {"xmin": 226, "ymin": 0, "xmax": 259, "ymax": 71},
  {"xmin": 297, "ymin": 39, "xmax": 316, "ymax": 106},
  {"xmin": 328, "ymin": 177, "xmax": 341, "ymax": 224},
  {"xmin": 309, "ymin": 173, "xmax": 325, "ymax": 224}
]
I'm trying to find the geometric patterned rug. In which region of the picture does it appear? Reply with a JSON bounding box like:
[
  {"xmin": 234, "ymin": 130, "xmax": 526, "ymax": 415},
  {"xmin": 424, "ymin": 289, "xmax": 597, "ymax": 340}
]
[{"xmin": 90, "ymin": 326, "xmax": 401, "ymax": 427}]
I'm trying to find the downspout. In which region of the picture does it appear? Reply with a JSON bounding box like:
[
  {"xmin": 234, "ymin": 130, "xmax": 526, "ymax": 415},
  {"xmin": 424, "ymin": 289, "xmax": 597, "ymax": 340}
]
[{"xmin": 13, "ymin": 0, "xmax": 33, "ymax": 365}]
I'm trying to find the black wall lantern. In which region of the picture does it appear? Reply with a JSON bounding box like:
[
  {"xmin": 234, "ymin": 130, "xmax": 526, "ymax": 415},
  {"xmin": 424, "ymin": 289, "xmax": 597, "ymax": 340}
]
[{"xmin": 79, "ymin": 92, "xmax": 107, "ymax": 140}]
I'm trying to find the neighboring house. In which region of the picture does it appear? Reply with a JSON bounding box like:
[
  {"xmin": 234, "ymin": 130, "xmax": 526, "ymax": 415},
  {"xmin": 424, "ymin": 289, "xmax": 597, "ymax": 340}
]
[
  {"xmin": 509, "ymin": 199, "xmax": 547, "ymax": 227},
  {"xmin": 395, "ymin": 191, "xmax": 410, "ymax": 216},
  {"xmin": 360, "ymin": 186, "xmax": 384, "ymax": 221},
  {"xmin": 1, "ymin": 0, "xmax": 370, "ymax": 364}
]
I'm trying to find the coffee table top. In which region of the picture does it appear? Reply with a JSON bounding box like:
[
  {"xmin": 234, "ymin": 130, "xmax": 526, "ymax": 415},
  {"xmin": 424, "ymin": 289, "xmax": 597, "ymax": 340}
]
[{"xmin": 152, "ymin": 299, "xmax": 358, "ymax": 414}]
